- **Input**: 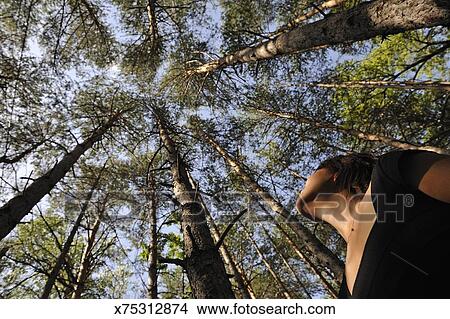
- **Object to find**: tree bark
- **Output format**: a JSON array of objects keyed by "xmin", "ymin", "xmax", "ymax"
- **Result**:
[
  {"xmin": 253, "ymin": 107, "xmax": 450, "ymax": 155},
  {"xmin": 270, "ymin": 0, "xmax": 346, "ymax": 37},
  {"xmin": 71, "ymin": 200, "xmax": 106, "ymax": 299},
  {"xmin": 0, "ymin": 111, "xmax": 124, "ymax": 242},
  {"xmin": 154, "ymin": 109, "xmax": 235, "ymax": 299},
  {"xmin": 194, "ymin": 126, "xmax": 344, "ymax": 279},
  {"xmin": 241, "ymin": 224, "xmax": 293, "ymax": 299},
  {"xmin": 187, "ymin": 172, "xmax": 254, "ymax": 299},
  {"xmin": 187, "ymin": 0, "xmax": 450, "ymax": 74},
  {"xmin": 146, "ymin": 171, "xmax": 158, "ymax": 299},
  {"xmin": 146, "ymin": 0, "xmax": 159, "ymax": 43},
  {"xmin": 41, "ymin": 180, "xmax": 101, "ymax": 299},
  {"xmin": 204, "ymin": 208, "xmax": 255, "ymax": 299}
]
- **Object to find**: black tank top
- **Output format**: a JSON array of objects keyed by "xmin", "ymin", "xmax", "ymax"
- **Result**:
[{"xmin": 338, "ymin": 150, "xmax": 450, "ymax": 298}]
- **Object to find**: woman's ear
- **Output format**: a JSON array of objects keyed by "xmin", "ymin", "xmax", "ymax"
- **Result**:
[
  {"xmin": 332, "ymin": 173, "xmax": 338, "ymax": 182},
  {"xmin": 348, "ymin": 184, "xmax": 362, "ymax": 195}
]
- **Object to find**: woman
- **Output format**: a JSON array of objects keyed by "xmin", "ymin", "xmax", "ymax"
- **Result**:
[{"xmin": 295, "ymin": 150, "xmax": 450, "ymax": 298}]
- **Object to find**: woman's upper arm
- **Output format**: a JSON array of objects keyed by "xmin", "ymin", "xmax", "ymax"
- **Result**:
[{"xmin": 400, "ymin": 151, "xmax": 450, "ymax": 203}]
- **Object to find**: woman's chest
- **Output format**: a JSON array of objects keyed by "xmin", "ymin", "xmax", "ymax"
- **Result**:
[
  {"xmin": 345, "ymin": 221, "xmax": 375, "ymax": 295},
  {"xmin": 345, "ymin": 185, "xmax": 377, "ymax": 295}
]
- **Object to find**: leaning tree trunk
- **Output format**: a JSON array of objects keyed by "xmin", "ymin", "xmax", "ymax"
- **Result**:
[
  {"xmin": 261, "ymin": 226, "xmax": 312, "ymax": 298},
  {"xmin": 193, "ymin": 125, "xmax": 344, "ymax": 280},
  {"xmin": 253, "ymin": 107, "xmax": 450, "ymax": 155},
  {"xmin": 270, "ymin": 0, "xmax": 347, "ymax": 37},
  {"xmin": 295, "ymin": 80, "xmax": 450, "ymax": 91},
  {"xmin": 40, "ymin": 180, "xmax": 101, "ymax": 299},
  {"xmin": 235, "ymin": 262, "xmax": 257, "ymax": 298},
  {"xmin": 154, "ymin": 109, "xmax": 235, "ymax": 299},
  {"xmin": 71, "ymin": 200, "xmax": 106, "ymax": 299},
  {"xmin": 0, "ymin": 111, "xmax": 125, "ymax": 242},
  {"xmin": 272, "ymin": 217, "xmax": 339, "ymax": 297},
  {"xmin": 204, "ymin": 211, "xmax": 255, "ymax": 299},
  {"xmin": 187, "ymin": 0, "xmax": 450, "ymax": 74},
  {"xmin": 187, "ymin": 171, "xmax": 255, "ymax": 299},
  {"xmin": 241, "ymin": 224, "xmax": 293, "ymax": 299},
  {"xmin": 256, "ymin": 200, "xmax": 339, "ymax": 297}
]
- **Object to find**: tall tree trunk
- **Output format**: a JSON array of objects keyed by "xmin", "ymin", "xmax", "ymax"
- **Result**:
[
  {"xmin": 193, "ymin": 126, "xmax": 344, "ymax": 280},
  {"xmin": 256, "ymin": 201, "xmax": 339, "ymax": 297},
  {"xmin": 295, "ymin": 80, "xmax": 450, "ymax": 91},
  {"xmin": 187, "ymin": 171, "xmax": 254, "ymax": 299},
  {"xmin": 187, "ymin": 0, "xmax": 450, "ymax": 74},
  {"xmin": 241, "ymin": 224, "xmax": 293, "ymax": 299},
  {"xmin": 71, "ymin": 200, "xmax": 106, "ymax": 299},
  {"xmin": 146, "ymin": 0, "xmax": 159, "ymax": 43},
  {"xmin": 272, "ymin": 219, "xmax": 339, "ymax": 297},
  {"xmin": 261, "ymin": 226, "xmax": 312, "ymax": 298},
  {"xmin": 206, "ymin": 215, "xmax": 255, "ymax": 299},
  {"xmin": 253, "ymin": 107, "xmax": 450, "ymax": 155},
  {"xmin": 146, "ymin": 171, "xmax": 158, "ymax": 299},
  {"xmin": 271, "ymin": 0, "xmax": 346, "ymax": 37},
  {"xmin": 39, "ymin": 212, "xmax": 79, "ymax": 294},
  {"xmin": 0, "ymin": 111, "xmax": 124, "ymax": 241},
  {"xmin": 41, "ymin": 180, "xmax": 101, "ymax": 299},
  {"xmin": 154, "ymin": 109, "xmax": 235, "ymax": 299},
  {"xmin": 235, "ymin": 262, "xmax": 257, "ymax": 298}
]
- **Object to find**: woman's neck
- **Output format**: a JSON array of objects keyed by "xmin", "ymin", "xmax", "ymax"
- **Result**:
[
  {"xmin": 319, "ymin": 185, "xmax": 376, "ymax": 243},
  {"xmin": 321, "ymin": 206, "xmax": 354, "ymax": 243}
]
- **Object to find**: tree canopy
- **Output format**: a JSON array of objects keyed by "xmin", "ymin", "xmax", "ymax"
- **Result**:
[{"xmin": 0, "ymin": 0, "xmax": 448, "ymax": 298}]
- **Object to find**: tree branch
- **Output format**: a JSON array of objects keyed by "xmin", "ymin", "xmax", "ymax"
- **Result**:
[
  {"xmin": 215, "ymin": 209, "xmax": 248, "ymax": 250},
  {"xmin": 159, "ymin": 257, "xmax": 186, "ymax": 268}
]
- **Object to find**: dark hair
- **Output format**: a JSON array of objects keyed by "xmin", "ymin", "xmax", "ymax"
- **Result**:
[{"xmin": 316, "ymin": 153, "xmax": 376, "ymax": 195}]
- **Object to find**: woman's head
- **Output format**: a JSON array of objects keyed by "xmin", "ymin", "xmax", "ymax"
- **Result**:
[
  {"xmin": 296, "ymin": 153, "xmax": 376, "ymax": 221},
  {"xmin": 316, "ymin": 153, "xmax": 376, "ymax": 195}
]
